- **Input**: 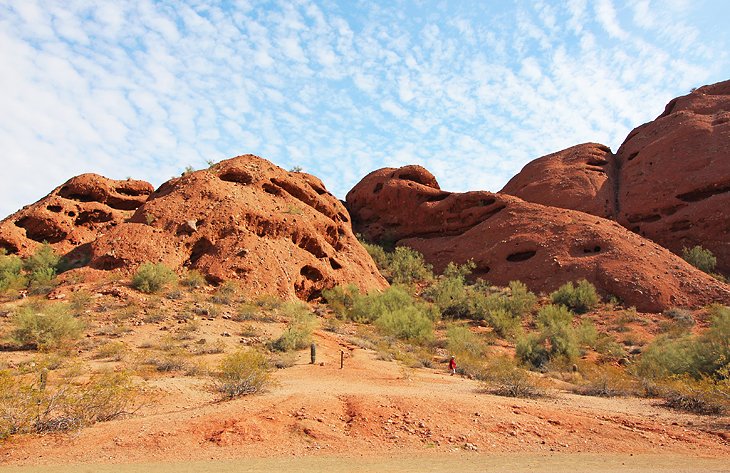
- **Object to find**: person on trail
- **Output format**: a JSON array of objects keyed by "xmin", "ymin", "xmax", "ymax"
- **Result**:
[{"xmin": 448, "ymin": 356, "xmax": 456, "ymax": 375}]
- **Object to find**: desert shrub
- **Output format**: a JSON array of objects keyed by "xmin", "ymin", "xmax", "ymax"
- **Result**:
[
  {"xmin": 375, "ymin": 305, "xmax": 434, "ymax": 344},
  {"xmin": 682, "ymin": 245, "xmax": 717, "ymax": 273},
  {"xmin": 12, "ymin": 303, "xmax": 83, "ymax": 350},
  {"xmin": 211, "ymin": 281, "xmax": 238, "ymax": 304},
  {"xmin": 482, "ymin": 355, "xmax": 544, "ymax": 398},
  {"xmin": 594, "ymin": 333, "xmax": 627, "ymax": 360},
  {"xmin": 653, "ymin": 374, "xmax": 730, "ymax": 415},
  {"xmin": 132, "ymin": 262, "xmax": 177, "ymax": 293},
  {"xmin": 575, "ymin": 364, "xmax": 636, "ymax": 397},
  {"xmin": 663, "ymin": 307, "xmax": 695, "ymax": 327},
  {"xmin": 216, "ymin": 350, "xmax": 271, "ymax": 399},
  {"xmin": 351, "ymin": 286, "xmax": 414, "ymax": 323},
  {"xmin": 270, "ymin": 303, "xmax": 317, "ymax": 352},
  {"xmin": 360, "ymin": 240, "xmax": 391, "ymax": 270},
  {"xmin": 504, "ymin": 281, "xmax": 537, "ymax": 317},
  {"xmin": 69, "ymin": 290, "xmax": 92, "ymax": 314},
  {"xmin": 536, "ymin": 304, "xmax": 578, "ymax": 361},
  {"xmin": 516, "ymin": 331, "xmax": 549, "ymax": 369},
  {"xmin": 0, "ymin": 250, "xmax": 25, "ymax": 293},
  {"xmin": 639, "ymin": 306, "xmax": 730, "ymax": 380},
  {"xmin": 388, "ymin": 247, "xmax": 433, "ymax": 284},
  {"xmin": 575, "ymin": 319, "xmax": 598, "ymax": 348},
  {"xmin": 424, "ymin": 261, "xmax": 475, "ymax": 319},
  {"xmin": 486, "ymin": 307, "xmax": 521, "ymax": 338},
  {"xmin": 322, "ymin": 284, "xmax": 360, "ymax": 319},
  {"xmin": 93, "ymin": 341, "xmax": 127, "ymax": 361},
  {"xmin": 446, "ymin": 325, "xmax": 487, "ymax": 378},
  {"xmin": 181, "ymin": 269, "xmax": 206, "ymax": 288},
  {"xmin": 550, "ymin": 279, "xmax": 599, "ymax": 313},
  {"xmin": 0, "ymin": 369, "xmax": 137, "ymax": 438}
]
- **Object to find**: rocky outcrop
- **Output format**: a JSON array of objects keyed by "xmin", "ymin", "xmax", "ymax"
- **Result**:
[
  {"xmin": 501, "ymin": 143, "xmax": 618, "ymax": 219},
  {"xmin": 502, "ymin": 81, "xmax": 730, "ymax": 273},
  {"xmin": 614, "ymin": 81, "xmax": 730, "ymax": 273},
  {"xmin": 0, "ymin": 174, "xmax": 152, "ymax": 260},
  {"xmin": 347, "ymin": 166, "xmax": 730, "ymax": 312},
  {"xmin": 87, "ymin": 155, "xmax": 387, "ymax": 301}
]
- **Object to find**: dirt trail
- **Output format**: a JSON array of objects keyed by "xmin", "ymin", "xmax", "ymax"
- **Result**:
[{"xmin": 1, "ymin": 330, "xmax": 728, "ymax": 471}]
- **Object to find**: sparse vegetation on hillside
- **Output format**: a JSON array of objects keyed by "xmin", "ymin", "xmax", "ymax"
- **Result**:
[
  {"xmin": 551, "ymin": 279, "xmax": 599, "ymax": 313},
  {"xmin": 132, "ymin": 262, "xmax": 177, "ymax": 293},
  {"xmin": 270, "ymin": 302, "xmax": 317, "ymax": 352},
  {"xmin": 682, "ymin": 245, "xmax": 717, "ymax": 274},
  {"xmin": 11, "ymin": 303, "xmax": 83, "ymax": 351},
  {"xmin": 216, "ymin": 349, "xmax": 272, "ymax": 399}
]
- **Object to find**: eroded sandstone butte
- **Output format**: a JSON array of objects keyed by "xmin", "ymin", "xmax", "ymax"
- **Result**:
[
  {"xmin": 502, "ymin": 80, "xmax": 730, "ymax": 273},
  {"xmin": 346, "ymin": 166, "xmax": 730, "ymax": 312},
  {"xmin": 86, "ymin": 155, "xmax": 386, "ymax": 300},
  {"xmin": 0, "ymin": 174, "xmax": 152, "ymax": 261}
]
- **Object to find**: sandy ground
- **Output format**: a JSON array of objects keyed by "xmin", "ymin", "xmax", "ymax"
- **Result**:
[{"xmin": 1, "ymin": 329, "xmax": 728, "ymax": 472}]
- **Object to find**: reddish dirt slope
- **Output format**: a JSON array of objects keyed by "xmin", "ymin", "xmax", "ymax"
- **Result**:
[
  {"xmin": 347, "ymin": 167, "xmax": 730, "ymax": 312},
  {"xmin": 0, "ymin": 174, "xmax": 152, "ymax": 260},
  {"xmin": 87, "ymin": 155, "xmax": 387, "ymax": 300}
]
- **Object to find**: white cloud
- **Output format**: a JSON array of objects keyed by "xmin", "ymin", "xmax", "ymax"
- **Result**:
[{"xmin": 0, "ymin": 0, "xmax": 726, "ymax": 220}]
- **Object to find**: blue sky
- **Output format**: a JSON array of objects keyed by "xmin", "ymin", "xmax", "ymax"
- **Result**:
[{"xmin": 1, "ymin": 0, "xmax": 728, "ymax": 218}]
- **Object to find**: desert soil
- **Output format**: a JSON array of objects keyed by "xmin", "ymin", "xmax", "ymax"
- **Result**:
[{"xmin": 1, "ymin": 329, "xmax": 728, "ymax": 472}]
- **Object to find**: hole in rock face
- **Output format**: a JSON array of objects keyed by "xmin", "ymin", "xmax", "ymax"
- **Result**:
[
  {"xmin": 187, "ymin": 238, "xmax": 215, "ymax": 266},
  {"xmin": 300, "ymin": 265, "xmax": 324, "ymax": 282},
  {"xmin": 587, "ymin": 157, "xmax": 608, "ymax": 166},
  {"xmin": 116, "ymin": 186, "xmax": 148, "ymax": 197},
  {"xmin": 627, "ymin": 152, "xmax": 639, "ymax": 161},
  {"xmin": 75, "ymin": 209, "xmax": 113, "ymax": 226},
  {"xmin": 67, "ymin": 211, "xmax": 76, "ymax": 217},
  {"xmin": 583, "ymin": 245, "xmax": 602, "ymax": 254},
  {"xmin": 329, "ymin": 258, "xmax": 342, "ymax": 270},
  {"xmin": 479, "ymin": 198, "xmax": 496, "ymax": 207},
  {"xmin": 675, "ymin": 183, "xmax": 730, "ymax": 203},
  {"xmin": 262, "ymin": 183, "xmax": 282, "ymax": 196},
  {"xmin": 396, "ymin": 172, "xmax": 430, "ymax": 186},
  {"xmin": 373, "ymin": 183, "xmax": 383, "ymax": 194},
  {"xmin": 14, "ymin": 216, "xmax": 67, "ymax": 243},
  {"xmin": 47, "ymin": 205, "xmax": 63, "ymax": 213},
  {"xmin": 506, "ymin": 250, "xmax": 536, "ymax": 262},
  {"xmin": 426, "ymin": 193, "xmax": 450, "ymax": 202},
  {"xmin": 219, "ymin": 170, "xmax": 253, "ymax": 185},
  {"xmin": 0, "ymin": 240, "xmax": 19, "ymax": 254}
]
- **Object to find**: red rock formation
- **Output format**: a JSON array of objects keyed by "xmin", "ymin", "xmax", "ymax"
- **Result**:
[
  {"xmin": 347, "ymin": 167, "xmax": 730, "ymax": 312},
  {"xmin": 615, "ymin": 81, "xmax": 730, "ymax": 273},
  {"xmin": 502, "ymin": 80, "xmax": 730, "ymax": 273},
  {"xmin": 0, "ymin": 174, "xmax": 152, "ymax": 260},
  {"xmin": 501, "ymin": 143, "xmax": 618, "ymax": 219},
  {"xmin": 88, "ymin": 155, "xmax": 387, "ymax": 300}
]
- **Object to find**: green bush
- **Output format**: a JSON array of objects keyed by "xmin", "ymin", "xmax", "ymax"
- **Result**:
[
  {"xmin": 360, "ymin": 240, "xmax": 391, "ymax": 270},
  {"xmin": 388, "ymin": 247, "xmax": 433, "ymax": 284},
  {"xmin": 504, "ymin": 281, "xmax": 538, "ymax": 318},
  {"xmin": 638, "ymin": 305, "xmax": 730, "ymax": 380},
  {"xmin": 23, "ymin": 244, "xmax": 61, "ymax": 295},
  {"xmin": 536, "ymin": 304, "xmax": 579, "ymax": 361},
  {"xmin": 575, "ymin": 319, "xmax": 598, "ymax": 348},
  {"xmin": 575, "ymin": 364, "xmax": 636, "ymax": 397},
  {"xmin": 270, "ymin": 303, "xmax": 317, "ymax": 352},
  {"xmin": 216, "ymin": 350, "xmax": 272, "ymax": 399},
  {"xmin": 424, "ymin": 261, "xmax": 475, "ymax": 319},
  {"xmin": 486, "ymin": 307, "xmax": 521, "ymax": 338},
  {"xmin": 12, "ymin": 303, "xmax": 83, "ymax": 350},
  {"xmin": 550, "ymin": 279, "xmax": 599, "ymax": 313},
  {"xmin": 132, "ymin": 262, "xmax": 177, "ymax": 293},
  {"xmin": 482, "ymin": 355, "xmax": 544, "ymax": 398},
  {"xmin": 322, "ymin": 284, "xmax": 360, "ymax": 319},
  {"xmin": 0, "ymin": 250, "xmax": 25, "ymax": 293},
  {"xmin": 682, "ymin": 245, "xmax": 717, "ymax": 274},
  {"xmin": 375, "ymin": 305, "xmax": 434, "ymax": 344},
  {"xmin": 0, "ymin": 369, "xmax": 137, "ymax": 438},
  {"xmin": 516, "ymin": 331, "xmax": 549, "ymax": 368},
  {"xmin": 180, "ymin": 269, "xmax": 206, "ymax": 288}
]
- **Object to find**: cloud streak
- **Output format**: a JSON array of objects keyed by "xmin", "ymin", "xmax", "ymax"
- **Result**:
[{"xmin": 0, "ymin": 0, "xmax": 727, "ymax": 218}]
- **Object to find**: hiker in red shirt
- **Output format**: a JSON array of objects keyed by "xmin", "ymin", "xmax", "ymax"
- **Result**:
[{"xmin": 448, "ymin": 356, "xmax": 456, "ymax": 375}]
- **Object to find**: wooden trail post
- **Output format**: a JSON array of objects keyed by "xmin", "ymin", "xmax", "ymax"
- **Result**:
[{"xmin": 340, "ymin": 350, "xmax": 344, "ymax": 369}]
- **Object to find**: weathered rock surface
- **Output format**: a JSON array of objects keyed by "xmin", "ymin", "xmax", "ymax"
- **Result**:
[
  {"xmin": 502, "ymin": 81, "xmax": 730, "ymax": 273},
  {"xmin": 501, "ymin": 143, "xmax": 618, "ymax": 219},
  {"xmin": 88, "ymin": 155, "xmax": 386, "ymax": 300},
  {"xmin": 615, "ymin": 80, "xmax": 730, "ymax": 273},
  {"xmin": 347, "ymin": 167, "xmax": 730, "ymax": 312},
  {"xmin": 0, "ymin": 174, "xmax": 152, "ymax": 260}
]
